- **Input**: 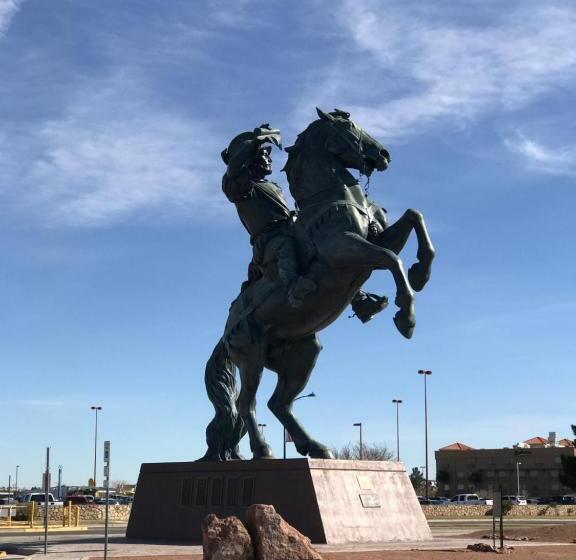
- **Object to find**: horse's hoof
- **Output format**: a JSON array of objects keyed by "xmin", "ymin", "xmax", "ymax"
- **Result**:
[
  {"xmin": 252, "ymin": 444, "xmax": 275, "ymax": 460},
  {"xmin": 394, "ymin": 311, "xmax": 415, "ymax": 339},
  {"xmin": 308, "ymin": 441, "xmax": 335, "ymax": 459},
  {"xmin": 408, "ymin": 262, "xmax": 431, "ymax": 292}
]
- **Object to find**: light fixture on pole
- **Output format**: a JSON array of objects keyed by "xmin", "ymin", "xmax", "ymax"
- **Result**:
[
  {"xmin": 353, "ymin": 422, "xmax": 363, "ymax": 459},
  {"xmin": 392, "ymin": 399, "xmax": 403, "ymax": 461},
  {"xmin": 418, "ymin": 369, "xmax": 432, "ymax": 498},
  {"xmin": 516, "ymin": 462, "xmax": 522, "ymax": 496},
  {"xmin": 257, "ymin": 423, "xmax": 267, "ymax": 436},
  {"xmin": 91, "ymin": 406, "xmax": 102, "ymax": 487},
  {"xmin": 284, "ymin": 392, "xmax": 316, "ymax": 459}
]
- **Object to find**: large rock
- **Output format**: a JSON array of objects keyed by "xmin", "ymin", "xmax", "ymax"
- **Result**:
[
  {"xmin": 246, "ymin": 504, "xmax": 322, "ymax": 560},
  {"xmin": 202, "ymin": 513, "xmax": 254, "ymax": 560}
]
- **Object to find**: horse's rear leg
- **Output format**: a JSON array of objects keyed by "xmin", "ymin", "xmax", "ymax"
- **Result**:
[
  {"xmin": 235, "ymin": 350, "xmax": 274, "ymax": 460},
  {"xmin": 376, "ymin": 209, "xmax": 435, "ymax": 292},
  {"xmin": 266, "ymin": 335, "xmax": 333, "ymax": 459}
]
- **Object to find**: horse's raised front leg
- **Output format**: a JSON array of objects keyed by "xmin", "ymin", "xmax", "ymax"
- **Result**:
[
  {"xmin": 375, "ymin": 209, "xmax": 435, "ymax": 292},
  {"xmin": 321, "ymin": 232, "xmax": 415, "ymax": 338},
  {"xmin": 266, "ymin": 335, "xmax": 334, "ymax": 459},
  {"xmin": 235, "ymin": 352, "xmax": 274, "ymax": 460}
]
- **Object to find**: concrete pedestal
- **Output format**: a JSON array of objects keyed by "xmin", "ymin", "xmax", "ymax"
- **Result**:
[{"xmin": 127, "ymin": 458, "xmax": 431, "ymax": 544}]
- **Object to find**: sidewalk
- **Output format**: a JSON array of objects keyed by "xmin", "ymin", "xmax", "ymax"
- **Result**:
[{"xmin": 2, "ymin": 534, "xmax": 575, "ymax": 559}]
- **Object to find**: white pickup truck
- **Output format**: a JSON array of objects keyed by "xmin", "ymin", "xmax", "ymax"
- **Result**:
[
  {"xmin": 449, "ymin": 493, "xmax": 493, "ymax": 506},
  {"xmin": 21, "ymin": 493, "xmax": 64, "ymax": 506}
]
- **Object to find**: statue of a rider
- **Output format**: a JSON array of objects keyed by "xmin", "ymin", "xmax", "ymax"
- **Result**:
[
  {"xmin": 221, "ymin": 123, "xmax": 389, "ymax": 323},
  {"xmin": 222, "ymin": 124, "xmax": 316, "ymax": 308}
]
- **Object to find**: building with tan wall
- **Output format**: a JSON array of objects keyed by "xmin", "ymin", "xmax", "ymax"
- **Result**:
[{"xmin": 435, "ymin": 434, "xmax": 575, "ymax": 498}]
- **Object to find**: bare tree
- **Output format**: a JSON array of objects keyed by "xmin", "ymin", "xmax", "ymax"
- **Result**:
[
  {"xmin": 331, "ymin": 442, "xmax": 393, "ymax": 461},
  {"xmin": 110, "ymin": 480, "xmax": 129, "ymax": 493}
]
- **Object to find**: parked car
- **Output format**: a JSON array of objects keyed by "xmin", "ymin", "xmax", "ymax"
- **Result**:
[
  {"xmin": 526, "ymin": 497, "xmax": 540, "ymax": 504},
  {"xmin": 65, "ymin": 495, "xmax": 95, "ymax": 505},
  {"xmin": 429, "ymin": 496, "xmax": 450, "ymax": 506},
  {"xmin": 417, "ymin": 496, "xmax": 432, "ymax": 505},
  {"xmin": 550, "ymin": 495, "xmax": 576, "ymax": 505},
  {"xmin": 501, "ymin": 495, "xmax": 527, "ymax": 505},
  {"xmin": 449, "ymin": 494, "xmax": 493, "ymax": 506},
  {"xmin": 20, "ymin": 493, "xmax": 63, "ymax": 506}
]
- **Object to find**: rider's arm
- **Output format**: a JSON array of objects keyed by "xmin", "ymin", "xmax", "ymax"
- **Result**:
[{"xmin": 222, "ymin": 170, "xmax": 254, "ymax": 202}]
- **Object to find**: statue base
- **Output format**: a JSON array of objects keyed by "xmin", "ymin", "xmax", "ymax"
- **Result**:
[{"xmin": 126, "ymin": 458, "xmax": 432, "ymax": 544}]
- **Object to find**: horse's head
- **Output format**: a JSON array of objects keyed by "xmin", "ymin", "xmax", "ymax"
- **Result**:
[{"xmin": 316, "ymin": 108, "xmax": 390, "ymax": 176}]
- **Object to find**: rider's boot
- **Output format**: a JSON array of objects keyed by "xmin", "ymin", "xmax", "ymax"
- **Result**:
[{"xmin": 350, "ymin": 291, "xmax": 389, "ymax": 323}]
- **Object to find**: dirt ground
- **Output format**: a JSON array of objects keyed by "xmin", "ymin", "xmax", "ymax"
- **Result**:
[
  {"xmin": 91, "ymin": 547, "xmax": 576, "ymax": 560},
  {"xmin": 464, "ymin": 522, "xmax": 576, "ymax": 543}
]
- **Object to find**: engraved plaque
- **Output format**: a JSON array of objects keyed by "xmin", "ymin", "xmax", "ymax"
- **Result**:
[
  {"xmin": 241, "ymin": 477, "xmax": 255, "ymax": 506},
  {"xmin": 359, "ymin": 493, "xmax": 381, "ymax": 508},
  {"xmin": 181, "ymin": 478, "xmax": 193, "ymax": 506},
  {"xmin": 226, "ymin": 478, "xmax": 239, "ymax": 507},
  {"xmin": 356, "ymin": 475, "xmax": 374, "ymax": 491},
  {"xmin": 196, "ymin": 477, "xmax": 208, "ymax": 506},
  {"xmin": 210, "ymin": 478, "xmax": 224, "ymax": 506}
]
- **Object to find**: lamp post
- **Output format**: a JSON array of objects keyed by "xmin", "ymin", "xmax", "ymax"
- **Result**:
[
  {"xmin": 284, "ymin": 392, "xmax": 315, "ymax": 459},
  {"xmin": 15, "ymin": 465, "xmax": 19, "ymax": 495},
  {"xmin": 353, "ymin": 422, "xmax": 363, "ymax": 459},
  {"xmin": 257, "ymin": 423, "xmax": 267, "ymax": 436},
  {"xmin": 418, "ymin": 369, "xmax": 432, "ymax": 498},
  {"xmin": 516, "ymin": 462, "xmax": 522, "ymax": 496},
  {"xmin": 57, "ymin": 466, "xmax": 63, "ymax": 499},
  {"xmin": 91, "ymin": 406, "xmax": 102, "ymax": 487},
  {"xmin": 392, "ymin": 399, "xmax": 403, "ymax": 461}
]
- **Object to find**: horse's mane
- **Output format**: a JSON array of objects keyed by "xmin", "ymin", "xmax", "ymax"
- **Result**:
[{"xmin": 282, "ymin": 119, "xmax": 322, "ymax": 187}]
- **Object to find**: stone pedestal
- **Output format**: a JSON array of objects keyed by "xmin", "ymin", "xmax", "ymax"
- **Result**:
[{"xmin": 127, "ymin": 458, "xmax": 431, "ymax": 544}]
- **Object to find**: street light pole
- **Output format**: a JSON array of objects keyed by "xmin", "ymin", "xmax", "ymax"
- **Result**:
[
  {"xmin": 392, "ymin": 399, "xmax": 403, "ymax": 461},
  {"xmin": 257, "ymin": 423, "xmax": 267, "ymax": 436},
  {"xmin": 418, "ymin": 369, "xmax": 432, "ymax": 498},
  {"xmin": 91, "ymin": 406, "xmax": 102, "ymax": 487},
  {"xmin": 57, "ymin": 466, "xmax": 63, "ymax": 499},
  {"xmin": 516, "ymin": 462, "xmax": 522, "ymax": 496},
  {"xmin": 284, "ymin": 392, "xmax": 316, "ymax": 459},
  {"xmin": 353, "ymin": 422, "xmax": 363, "ymax": 459},
  {"xmin": 15, "ymin": 465, "xmax": 19, "ymax": 494}
]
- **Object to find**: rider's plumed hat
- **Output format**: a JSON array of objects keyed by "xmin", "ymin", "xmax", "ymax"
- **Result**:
[{"xmin": 221, "ymin": 124, "xmax": 282, "ymax": 165}]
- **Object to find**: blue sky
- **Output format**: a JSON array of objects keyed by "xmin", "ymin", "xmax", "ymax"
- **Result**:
[{"xmin": 1, "ymin": 0, "xmax": 575, "ymax": 489}]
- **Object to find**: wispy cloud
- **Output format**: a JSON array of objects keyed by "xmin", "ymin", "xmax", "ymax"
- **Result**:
[
  {"xmin": 0, "ymin": 0, "xmax": 23, "ymax": 36},
  {"xmin": 504, "ymin": 132, "xmax": 576, "ymax": 176},
  {"xmin": 297, "ymin": 1, "xmax": 576, "ymax": 142},
  {"xmin": 4, "ymin": 73, "xmax": 227, "ymax": 227}
]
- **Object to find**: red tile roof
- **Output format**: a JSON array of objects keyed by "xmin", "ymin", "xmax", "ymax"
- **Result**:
[
  {"xmin": 523, "ymin": 436, "xmax": 548, "ymax": 445},
  {"xmin": 439, "ymin": 442, "xmax": 475, "ymax": 451},
  {"xmin": 559, "ymin": 438, "xmax": 575, "ymax": 447}
]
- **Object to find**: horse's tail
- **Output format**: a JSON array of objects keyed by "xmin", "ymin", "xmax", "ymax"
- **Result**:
[{"xmin": 199, "ymin": 338, "xmax": 244, "ymax": 461}]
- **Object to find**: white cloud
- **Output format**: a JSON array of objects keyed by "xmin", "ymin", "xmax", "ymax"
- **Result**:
[
  {"xmin": 0, "ymin": 0, "xmax": 23, "ymax": 36},
  {"xmin": 5, "ymin": 74, "xmax": 227, "ymax": 227},
  {"xmin": 298, "ymin": 1, "xmax": 576, "ymax": 141},
  {"xmin": 504, "ymin": 133, "xmax": 576, "ymax": 176}
]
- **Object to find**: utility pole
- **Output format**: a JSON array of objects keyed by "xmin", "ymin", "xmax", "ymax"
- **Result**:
[
  {"xmin": 418, "ymin": 369, "xmax": 432, "ymax": 498},
  {"xmin": 91, "ymin": 406, "xmax": 102, "ymax": 487},
  {"xmin": 392, "ymin": 399, "xmax": 403, "ymax": 461},
  {"xmin": 353, "ymin": 422, "xmax": 363, "ymax": 459}
]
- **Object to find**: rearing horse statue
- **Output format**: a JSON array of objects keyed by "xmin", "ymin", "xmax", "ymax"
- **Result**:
[{"xmin": 201, "ymin": 108, "xmax": 435, "ymax": 461}]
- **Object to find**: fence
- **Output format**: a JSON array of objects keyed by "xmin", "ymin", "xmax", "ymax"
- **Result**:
[{"xmin": 0, "ymin": 502, "xmax": 82, "ymax": 529}]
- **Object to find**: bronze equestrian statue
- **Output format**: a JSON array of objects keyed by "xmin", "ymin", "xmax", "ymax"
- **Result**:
[{"xmin": 200, "ymin": 108, "xmax": 435, "ymax": 461}]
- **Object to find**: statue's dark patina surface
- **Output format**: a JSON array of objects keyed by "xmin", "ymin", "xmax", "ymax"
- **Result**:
[{"xmin": 200, "ymin": 109, "xmax": 435, "ymax": 461}]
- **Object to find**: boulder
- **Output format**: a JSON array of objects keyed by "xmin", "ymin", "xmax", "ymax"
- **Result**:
[
  {"xmin": 245, "ymin": 504, "xmax": 322, "ymax": 560},
  {"xmin": 202, "ymin": 513, "xmax": 254, "ymax": 560}
]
